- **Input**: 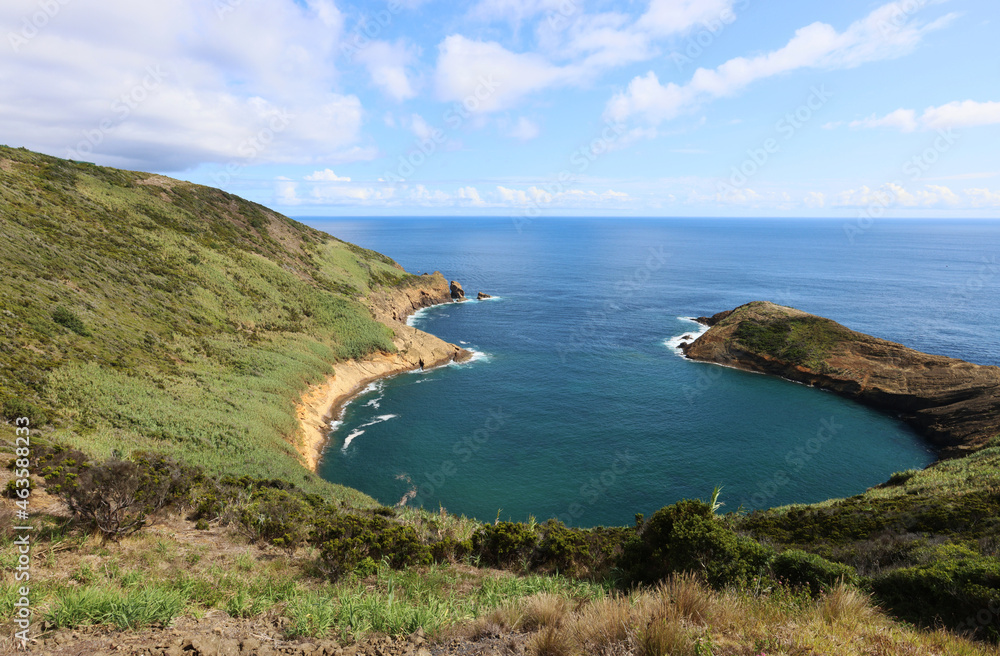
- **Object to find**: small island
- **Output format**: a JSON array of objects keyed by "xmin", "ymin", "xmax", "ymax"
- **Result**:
[{"xmin": 682, "ymin": 301, "xmax": 1000, "ymax": 458}]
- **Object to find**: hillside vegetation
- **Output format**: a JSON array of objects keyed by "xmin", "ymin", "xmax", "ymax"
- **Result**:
[
  {"xmin": 1, "ymin": 149, "xmax": 998, "ymax": 654},
  {"xmin": 0, "ymin": 145, "xmax": 430, "ymax": 500}
]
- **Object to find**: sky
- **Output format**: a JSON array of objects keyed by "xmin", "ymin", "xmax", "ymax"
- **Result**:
[{"xmin": 2, "ymin": 0, "xmax": 999, "ymax": 218}]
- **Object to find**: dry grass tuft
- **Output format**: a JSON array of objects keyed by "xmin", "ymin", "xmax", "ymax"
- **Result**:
[
  {"xmin": 656, "ymin": 571, "xmax": 713, "ymax": 625},
  {"xmin": 818, "ymin": 581, "xmax": 874, "ymax": 625},
  {"xmin": 520, "ymin": 593, "xmax": 572, "ymax": 631},
  {"xmin": 637, "ymin": 608, "xmax": 695, "ymax": 656},
  {"xmin": 485, "ymin": 576, "xmax": 1000, "ymax": 656},
  {"xmin": 529, "ymin": 625, "xmax": 574, "ymax": 656},
  {"xmin": 570, "ymin": 595, "xmax": 633, "ymax": 654}
]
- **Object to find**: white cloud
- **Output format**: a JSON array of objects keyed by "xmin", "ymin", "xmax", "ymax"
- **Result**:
[
  {"xmin": 849, "ymin": 108, "xmax": 919, "ymax": 132},
  {"xmin": 920, "ymin": 100, "xmax": 1000, "ymax": 130},
  {"xmin": 0, "ymin": 0, "xmax": 367, "ymax": 171},
  {"xmin": 305, "ymin": 0, "xmax": 343, "ymax": 30},
  {"xmin": 830, "ymin": 183, "xmax": 1000, "ymax": 209},
  {"xmin": 605, "ymin": 1, "xmax": 955, "ymax": 126},
  {"xmin": 275, "ymin": 177, "xmax": 300, "ymax": 205},
  {"xmin": 446, "ymin": 0, "xmax": 744, "ymax": 114},
  {"xmin": 804, "ymin": 191, "xmax": 826, "ymax": 208},
  {"xmin": 916, "ymin": 184, "xmax": 961, "ymax": 206},
  {"xmin": 965, "ymin": 188, "xmax": 1000, "ymax": 207},
  {"xmin": 434, "ymin": 35, "xmax": 571, "ymax": 112},
  {"xmin": 408, "ymin": 114, "xmax": 434, "ymax": 140},
  {"xmin": 716, "ymin": 187, "xmax": 762, "ymax": 204},
  {"xmin": 305, "ymin": 168, "xmax": 351, "ymax": 182},
  {"xmin": 355, "ymin": 40, "xmax": 418, "ymax": 101},
  {"xmin": 468, "ymin": 0, "xmax": 566, "ymax": 24},
  {"xmin": 507, "ymin": 117, "xmax": 540, "ymax": 140},
  {"xmin": 457, "ymin": 186, "xmax": 486, "ymax": 205},
  {"xmin": 636, "ymin": 0, "xmax": 736, "ymax": 37},
  {"xmin": 493, "ymin": 185, "xmax": 630, "ymax": 207},
  {"xmin": 847, "ymin": 100, "xmax": 1000, "ymax": 132}
]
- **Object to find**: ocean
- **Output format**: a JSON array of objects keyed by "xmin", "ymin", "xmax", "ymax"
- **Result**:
[{"xmin": 299, "ymin": 217, "xmax": 1000, "ymax": 527}]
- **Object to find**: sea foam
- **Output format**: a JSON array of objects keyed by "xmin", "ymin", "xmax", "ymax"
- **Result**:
[{"xmin": 664, "ymin": 317, "xmax": 710, "ymax": 358}]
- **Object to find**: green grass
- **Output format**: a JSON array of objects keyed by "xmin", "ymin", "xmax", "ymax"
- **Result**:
[
  {"xmin": 0, "ymin": 145, "xmax": 435, "ymax": 502},
  {"xmin": 733, "ymin": 314, "xmax": 853, "ymax": 370},
  {"xmin": 284, "ymin": 564, "xmax": 607, "ymax": 640},
  {"xmin": 44, "ymin": 586, "xmax": 186, "ymax": 630}
]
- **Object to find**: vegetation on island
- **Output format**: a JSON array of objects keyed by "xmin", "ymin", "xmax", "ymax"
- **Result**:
[{"xmin": 1, "ymin": 148, "xmax": 998, "ymax": 654}]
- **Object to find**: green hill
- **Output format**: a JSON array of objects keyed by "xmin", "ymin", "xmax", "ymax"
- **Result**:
[{"xmin": 0, "ymin": 145, "xmax": 424, "ymax": 503}]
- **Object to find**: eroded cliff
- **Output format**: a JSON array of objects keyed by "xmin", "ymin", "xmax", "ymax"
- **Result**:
[{"xmin": 683, "ymin": 301, "xmax": 1000, "ymax": 457}]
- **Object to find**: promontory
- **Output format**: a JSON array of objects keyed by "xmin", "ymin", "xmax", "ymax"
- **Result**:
[{"xmin": 682, "ymin": 301, "xmax": 1000, "ymax": 458}]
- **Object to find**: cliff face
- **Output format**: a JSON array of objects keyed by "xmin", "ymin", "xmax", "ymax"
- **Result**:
[
  {"xmin": 295, "ymin": 274, "xmax": 471, "ymax": 470},
  {"xmin": 366, "ymin": 272, "xmax": 472, "ymax": 369},
  {"xmin": 683, "ymin": 302, "xmax": 1000, "ymax": 457}
]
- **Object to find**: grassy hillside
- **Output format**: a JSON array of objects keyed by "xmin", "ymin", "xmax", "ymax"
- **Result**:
[{"xmin": 0, "ymin": 145, "xmax": 423, "ymax": 501}]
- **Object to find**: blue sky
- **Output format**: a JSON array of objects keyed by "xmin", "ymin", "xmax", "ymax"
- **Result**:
[{"xmin": 2, "ymin": 0, "xmax": 999, "ymax": 217}]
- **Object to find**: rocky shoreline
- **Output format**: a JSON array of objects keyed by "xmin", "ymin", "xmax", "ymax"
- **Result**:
[
  {"xmin": 682, "ymin": 301, "xmax": 1000, "ymax": 459},
  {"xmin": 294, "ymin": 273, "xmax": 472, "ymax": 471}
]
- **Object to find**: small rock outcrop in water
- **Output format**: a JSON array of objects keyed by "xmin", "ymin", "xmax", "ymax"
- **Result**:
[
  {"xmin": 450, "ymin": 280, "xmax": 465, "ymax": 300},
  {"xmin": 477, "ymin": 292, "xmax": 492, "ymax": 300},
  {"xmin": 683, "ymin": 301, "xmax": 1000, "ymax": 458}
]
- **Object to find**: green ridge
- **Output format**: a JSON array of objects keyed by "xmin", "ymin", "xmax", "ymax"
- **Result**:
[{"xmin": 0, "ymin": 145, "xmax": 420, "ymax": 503}]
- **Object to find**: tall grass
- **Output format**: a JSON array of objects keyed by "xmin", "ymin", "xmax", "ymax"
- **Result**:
[
  {"xmin": 45, "ymin": 586, "xmax": 186, "ymax": 629},
  {"xmin": 284, "ymin": 565, "xmax": 607, "ymax": 640}
]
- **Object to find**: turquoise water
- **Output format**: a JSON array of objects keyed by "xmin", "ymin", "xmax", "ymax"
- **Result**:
[{"xmin": 302, "ymin": 218, "xmax": 1000, "ymax": 527}]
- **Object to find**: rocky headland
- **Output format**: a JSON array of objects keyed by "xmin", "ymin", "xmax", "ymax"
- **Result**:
[
  {"xmin": 682, "ymin": 301, "xmax": 1000, "ymax": 458},
  {"xmin": 295, "ymin": 273, "xmax": 471, "ymax": 470}
]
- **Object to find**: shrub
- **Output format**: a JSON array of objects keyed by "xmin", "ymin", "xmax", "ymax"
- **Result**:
[
  {"xmin": 870, "ymin": 545, "xmax": 1000, "ymax": 639},
  {"xmin": 236, "ymin": 487, "xmax": 310, "ymax": 549},
  {"xmin": 2, "ymin": 398, "xmax": 49, "ymax": 426},
  {"xmin": 619, "ymin": 499, "xmax": 772, "ymax": 587},
  {"xmin": 130, "ymin": 451, "xmax": 196, "ymax": 510},
  {"xmin": 533, "ymin": 520, "xmax": 592, "ymax": 575},
  {"xmin": 769, "ymin": 549, "xmax": 857, "ymax": 595},
  {"xmin": 63, "ymin": 459, "xmax": 176, "ymax": 540},
  {"xmin": 311, "ymin": 512, "xmax": 430, "ymax": 579},
  {"xmin": 4, "ymin": 477, "xmax": 35, "ymax": 498},
  {"xmin": 52, "ymin": 306, "xmax": 90, "ymax": 336},
  {"xmin": 35, "ymin": 444, "xmax": 91, "ymax": 495},
  {"xmin": 430, "ymin": 537, "xmax": 472, "ymax": 564},
  {"xmin": 472, "ymin": 521, "xmax": 538, "ymax": 568}
]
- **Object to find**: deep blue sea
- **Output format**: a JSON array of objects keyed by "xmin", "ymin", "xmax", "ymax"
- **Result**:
[{"xmin": 298, "ymin": 217, "xmax": 1000, "ymax": 527}]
